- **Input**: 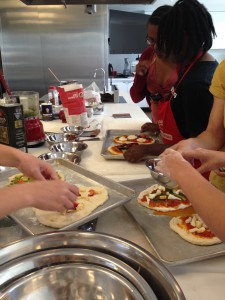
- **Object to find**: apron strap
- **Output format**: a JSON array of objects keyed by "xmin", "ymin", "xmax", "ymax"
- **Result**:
[{"xmin": 168, "ymin": 51, "xmax": 204, "ymax": 101}]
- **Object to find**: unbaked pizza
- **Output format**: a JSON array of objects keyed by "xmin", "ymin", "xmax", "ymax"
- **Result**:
[
  {"xmin": 113, "ymin": 134, "xmax": 155, "ymax": 145},
  {"xmin": 33, "ymin": 186, "xmax": 108, "ymax": 228},
  {"xmin": 170, "ymin": 214, "xmax": 222, "ymax": 246},
  {"xmin": 8, "ymin": 171, "xmax": 64, "ymax": 185},
  {"xmin": 107, "ymin": 143, "xmax": 137, "ymax": 155},
  {"xmin": 138, "ymin": 184, "xmax": 191, "ymax": 212}
]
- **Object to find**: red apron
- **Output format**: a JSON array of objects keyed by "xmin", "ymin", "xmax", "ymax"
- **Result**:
[{"xmin": 157, "ymin": 52, "xmax": 203, "ymax": 145}]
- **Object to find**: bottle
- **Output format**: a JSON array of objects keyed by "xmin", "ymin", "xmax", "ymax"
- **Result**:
[
  {"xmin": 123, "ymin": 58, "xmax": 131, "ymax": 76},
  {"xmin": 48, "ymin": 86, "xmax": 59, "ymax": 105}
]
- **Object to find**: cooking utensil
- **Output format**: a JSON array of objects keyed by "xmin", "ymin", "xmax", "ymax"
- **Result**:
[
  {"xmin": 60, "ymin": 125, "xmax": 84, "ymax": 135},
  {"xmin": 49, "ymin": 141, "xmax": 88, "ymax": 154},
  {"xmin": 7, "ymin": 160, "xmax": 135, "ymax": 234},
  {"xmin": 45, "ymin": 133, "xmax": 79, "ymax": 146},
  {"xmin": 0, "ymin": 248, "xmax": 156, "ymax": 300},
  {"xmin": 0, "ymin": 231, "xmax": 185, "ymax": 300},
  {"xmin": 38, "ymin": 152, "xmax": 81, "ymax": 164},
  {"xmin": 145, "ymin": 158, "xmax": 178, "ymax": 189},
  {"xmin": 48, "ymin": 67, "xmax": 61, "ymax": 83}
]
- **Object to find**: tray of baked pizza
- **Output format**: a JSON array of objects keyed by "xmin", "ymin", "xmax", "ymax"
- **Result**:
[
  {"xmin": 122, "ymin": 178, "xmax": 225, "ymax": 266},
  {"xmin": 101, "ymin": 129, "xmax": 160, "ymax": 160},
  {"xmin": 0, "ymin": 159, "xmax": 135, "ymax": 235}
]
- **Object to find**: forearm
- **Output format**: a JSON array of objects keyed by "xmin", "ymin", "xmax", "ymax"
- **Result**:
[
  {"xmin": 171, "ymin": 161, "xmax": 225, "ymax": 241},
  {"xmin": 130, "ymin": 75, "xmax": 148, "ymax": 103},
  {"xmin": 194, "ymin": 97, "xmax": 225, "ymax": 150},
  {"xmin": 0, "ymin": 144, "xmax": 27, "ymax": 168},
  {"xmin": 0, "ymin": 186, "xmax": 32, "ymax": 218}
]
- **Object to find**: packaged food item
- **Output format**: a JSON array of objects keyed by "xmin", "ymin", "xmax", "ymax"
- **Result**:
[
  {"xmin": 58, "ymin": 83, "xmax": 88, "ymax": 128},
  {"xmin": 0, "ymin": 104, "xmax": 27, "ymax": 152}
]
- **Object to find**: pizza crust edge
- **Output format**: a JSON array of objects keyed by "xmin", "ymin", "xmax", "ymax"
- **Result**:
[{"xmin": 169, "ymin": 217, "xmax": 222, "ymax": 246}]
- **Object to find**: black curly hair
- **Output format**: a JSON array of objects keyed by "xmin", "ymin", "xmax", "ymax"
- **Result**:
[
  {"xmin": 148, "ymin": 5, "xmax": 172, "ymax": 26},
  {"xmin": 157, "ymin": 0, "xmax": 216, "ymax": 64}
]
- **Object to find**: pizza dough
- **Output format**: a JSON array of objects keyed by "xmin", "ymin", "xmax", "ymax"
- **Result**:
[
  {"xmin": 170, "ymin": 214, "xmax": 222, "ymax": 246},
  {"xmin": 113, "ymin": 134, "xmax": 155, "ymax": 145},
  {"xmin": 8, "ymin": 171, "xmax": 64, "ymax": 185},
  {"xmin": 33, "ymin": 186, "xmax": 108, "ymax": 228},
  {"xmin": 137, "ymin": 184, "xmax": 191, "ymax": 212},
  {"xmin": 107, "ymin": 143, "xmax": 137, "ymax": 155}
]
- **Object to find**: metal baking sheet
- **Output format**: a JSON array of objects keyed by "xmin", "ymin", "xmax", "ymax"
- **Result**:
[
  {"xmin": 122, "ymin": 178, "xmax": 225, "ymax": 266},
  {"xmin": 0, "ymin": 159, "xmax": 135, "ymax": 235},
  {"xmin": 101, "ymin": 129, "xmax": 160, "ymax": 160}
]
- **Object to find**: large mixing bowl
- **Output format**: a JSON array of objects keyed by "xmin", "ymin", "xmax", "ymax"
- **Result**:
[{"xmin": 0, "ymin": 231, "xmax": 186, "ymax": 300}]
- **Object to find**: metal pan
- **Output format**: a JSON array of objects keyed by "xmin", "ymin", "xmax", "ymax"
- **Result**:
[
  {"xmin": 4, "ymin": 159, "xmax": 135, "ymax": 235},
  {"xmin": 122, "ymin": 178, "xmax": 225, "ymax": 266}
]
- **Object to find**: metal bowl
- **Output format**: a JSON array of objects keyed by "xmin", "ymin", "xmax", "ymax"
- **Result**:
[
  {"xmin": 49, "ymin": 142, "xmax": 88, "ymax": 154},
  {"xmin": 145, "ymin": 158, "xmax": 178, "ymax": 189},
  {"xmin": 0, "ymin": 231, "xmax": 185, "ymax": 300},
  {"xmin": 38, "ymin": 152, "xmax": 81, "ymax": 164},
  {"xmin": 0, "ymin": 248, "xmax": 156, "ymax": 300},
  {"xmin": 45, "ymin": 133, "xmax": 79, "ymax": 146},
  {"xmin": 60, "ymin": 125, "xmax": 84, "ymax": 135}
]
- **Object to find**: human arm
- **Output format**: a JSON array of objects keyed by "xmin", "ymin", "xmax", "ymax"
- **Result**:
[
  {"xmin": 0, "ymin": 144, "xmax": 58, "ymax": 180},
  {"xmin": 130, "ymin": 47, "xmax": 154, "ymax": 103},
  {"xmin": 158, "ymin": 148, "xmax": 225, "ymax": 242},
  {"xmin": 172, "ymin": 97, "xmax": 225, "ymax": 153},
  {"xmin": 0, "ymin": 180, "xmax": 79, "ymax": 218}
]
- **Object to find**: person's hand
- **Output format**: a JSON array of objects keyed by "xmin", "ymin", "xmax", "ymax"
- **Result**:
[
  {"xmin": 171, "ymin": 138, "xmax": 197, "ymax": 154},
  {"xmin": 16, "ymin": 180, "xmax": 79, "ymax": 212},
  {"xmin": 158, "ymin": 148, "xmax": 188, "ymax": 178},
  {"xmin": 17, "ymin": 153, "xmax": 58, "ymax": 181},
  {"xmin": 135, "ymin": 60, "xmax": 149, "ymax": 76},
  {"xmin": 141, "ymin": 122, "xmax": 160, "ymax": 136},
  {"xmin": 183, "ymin": 148, "xmax": 225, "ymax": 174},
  {"xmin": 123, "ymin": 144, "xmax": 149, "ymax": 163}
]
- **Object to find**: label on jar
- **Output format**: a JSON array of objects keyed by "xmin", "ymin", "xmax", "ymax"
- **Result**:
[{"xmin": 41, "ymin": 103, "xmax": 53, "ymax": 121}]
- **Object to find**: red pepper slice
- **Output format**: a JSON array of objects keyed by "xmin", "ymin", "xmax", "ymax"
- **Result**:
[
  {"xmin": 17, "ymin": 179, "xmax": 26, "ymax": 184},
  {"xmin": 88, "ymin": 189, "xmax": 95, "ymax": 196},
  {"xmin": 73, "ymin": 202, "xmax": 79, "ymax": 209}
]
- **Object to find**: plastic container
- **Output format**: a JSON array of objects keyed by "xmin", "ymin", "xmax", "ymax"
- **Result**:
[
  {"xmin": 123, "ymin": 58, "xmax": 131, "ymax": 76},
  {"xmin": 48, "ymin": 86, "xmax": 59, "ymax": 105}
]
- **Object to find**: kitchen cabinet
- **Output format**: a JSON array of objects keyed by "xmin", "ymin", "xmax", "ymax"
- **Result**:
[{"xmin": 108, "ymin": 78, "xmax": 148, "ymax": 108}]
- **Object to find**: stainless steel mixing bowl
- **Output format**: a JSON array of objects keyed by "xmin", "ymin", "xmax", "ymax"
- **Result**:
[
  {"xmin": 0, "ymin": 231, "xmax": 186, "ymax": 300},
  {"xmin": 38, "ymin": 152, "xmax": 81, "ymax": 164},
  {"xmin": 145, "ymin": 158, "xmax": 178, "ymax": 189},
  {"xmin": 49, "ymin": 141, "xmax": 88, "ymax": 154},
  {"xmin": 60, "ymin": 125, "xmax": 84, "ymax": 135},
  {"xmin": 45, "ymin": 133, "xmax": 79, "ymax": 146}
]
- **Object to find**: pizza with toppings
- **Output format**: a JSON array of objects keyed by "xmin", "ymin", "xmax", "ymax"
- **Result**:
[
  {"xmin": 170, "ymin": 214, "xmax": 222, "ymax": 245},
  {"xmin": 137, "ymin": 184, "xmax": 191, "ymax": 212},
  {"xmin": 33, "ymin": 186, "xmax": 108, "ymax": 228},
  {"xmin": 107, "ymin": 143, "xmax": 137, "ymax": 155},
  {"xmin": 8, "ymin": 171, "xmax": 64, "ymax": 185},
  {"xmin": 113, "ymin": 133, "xmax": 155, "ymax": 145}
]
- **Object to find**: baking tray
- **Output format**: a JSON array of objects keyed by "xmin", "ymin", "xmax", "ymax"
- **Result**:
[
  {"xmin": 101, "ymin": 129, "xmax": 160, "ymax": 160},
  {"xmin": 0, "ymin": 159, "xmax": 135, "ymax": 235},
  {"xmin": 122, "ymin": 178, "xmax": 225, "ymax": 266}
]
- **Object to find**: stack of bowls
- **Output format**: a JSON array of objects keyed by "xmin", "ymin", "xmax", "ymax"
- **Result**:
[
  {"xmin": 0, "ymin": 231, "xmax": 185, "ymax": 300},
  {"xmin": 39, "ymin": 126, "xmax": 87, "ymax": 164}
]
